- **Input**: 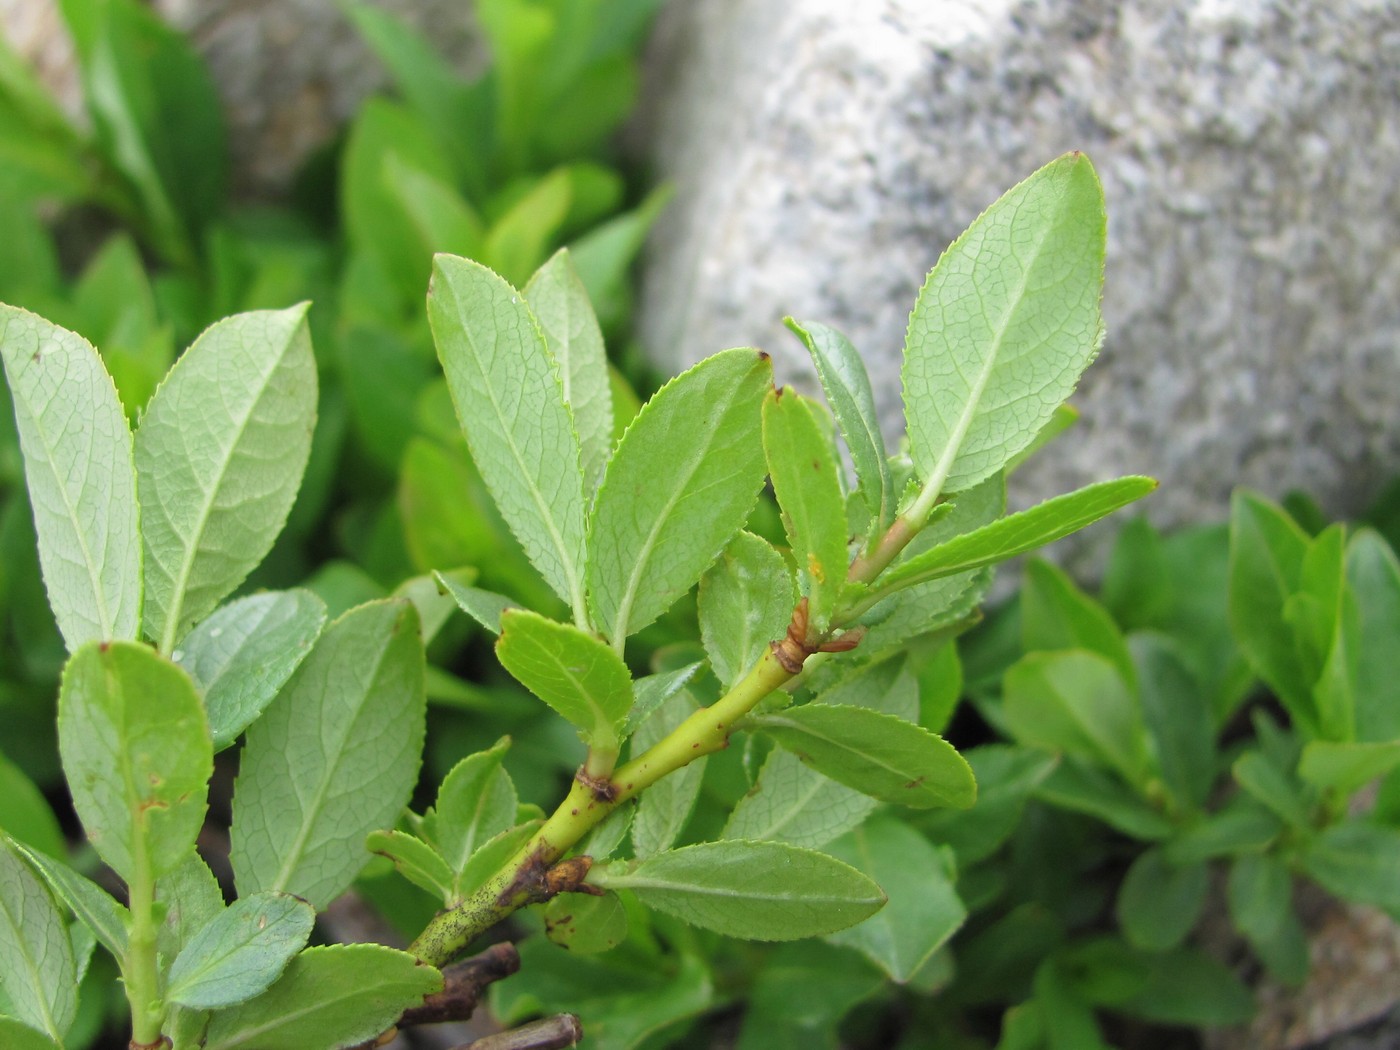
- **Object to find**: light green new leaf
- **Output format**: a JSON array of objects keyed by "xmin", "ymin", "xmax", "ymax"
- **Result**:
[
  {"xmin": 0, "ymin": 1016, "xmax": 62, "ymax": 1050},
  {"xmin": 593, "ymin": 840, "xmax": 885, "ymax": 941},
  {"xmin": 881, "ymin": 477, "xmax": 1156, "ymax": 591},
  {"xmin": 433, "ymin": 572, "xmax": 519, "ymax": 635},
  {"xmin": 1020, "ymin": 559, "xmax": 1136, "ymax": 690},
  {"xmin": 203, "ymin": 944, "xmax": 442, "ymax": 1050},
  {"xmin": 156, "ymin": 851, "xmax": 226, "ymax": 964},
  {"xmin": 0, "ymin": 837, "xmax": 76, "ymax": 1041},
  {"xmin": 763, "ymin": 389, "xmax": 849, "ymax": 631},
  {"xmin": 699, "ymin": 531, "xmax": 795, "ymax": 692},
  {"xmin": 786, "ymin": 317, "xmax": 893, "ymax": 531},
  {"xmin": 588, "ymin": 348, "xmax": 772, "ymax": 643},
  {"xmin": 166, "ymin": 892, "xmax": 314, "ymax": 1009},
  {"xmin": 137, "ymin": 306, "xmax": 317, "ymax": 652},
  {"xmin": 1115, "ymin": 848, "xmax": 1208, "ymax": 951},
  {"xmin": 497, "ymin": 610, "xmax": 633, "ymax": 748},
  {"xmin": 544, "ymin": 891, "xmax": 628, "ymax": 955},
  {"xmin": 748, "ymin": 704, "xmax": 976, "ymax": 809},
  {"xmin": 0, "ymin": 305, "xmax": 140, "ymax": 650},
  {"xmin": 525, "ymin": 249, "xmax": 613, "ymax": 491},
  {"xmin": 366, "ymin": 830, "xmax": 455, "ymax": 902},
  {"xmin": 424, "ymin": 739, "xmax": 518, "ymax": 876},
  {"xmin": 428, "ymin": 255, "xmax": 588, "ymax": 614},
  {"xmin": 625, "ymin": 662, "xmax": 701, "ymax": 736},
  {"xmin": 456, "ymin": 821, "xmax": 542, "ymax": 900},
  {"xmin": 633, "ymin": 689, "xmax": 705, "ymax": 857},
  {"xmin": 902, "ymin": 153, "xmax": 1105, "ymax": 507},
  {"xmin": 1300, "ymin": 740, "xmax": 1400, "ymax": 795},
  {"xmin": 722, "ymin": 747, "xmax": 877, "ymax": 851},
  {"xmin": 6, "ymin": 839, "xmax": 128, "ymax": 958},
  {"xmin": 230, "ymin": 599, "xmax": 426, "ymax": 909},
  {"xmin": 481, "ymin": 168, "xmax": 573, "ymax": 287},
  {"xmin": 175, "ymin": 589, "xmax": 327, "ymax": 751},
  {"xmin": 57, "ymin": 641, "xmax": 211, "ymax": 881},
  {"xmin": 825, "ymin": 818, "xmax": 966, "ymax": 981},
  {"xmin": 1002, "ymin": 650, "xmax": 1150, "ymax": 788}
]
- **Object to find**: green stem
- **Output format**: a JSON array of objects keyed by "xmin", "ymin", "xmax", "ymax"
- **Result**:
[
  {"xmin": 125, "ymin": 849, "xmax": 166, "ymax": 1047},
  {"xmin": 409, "ymin": 648, "xmax": 796, "ymax": 966}
]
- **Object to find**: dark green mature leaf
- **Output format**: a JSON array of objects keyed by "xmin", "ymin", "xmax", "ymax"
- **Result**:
[
  {"xmin": 175, "ymin": 589, "xmax": 327, "ymax": 751},
  {"xmin": 1020, "ymin": 559, "xmax": 1135, "ymax": 689},
  {"xmin": 429, "ymin": 255, "xmax": 588, "ymax": 615},
  {"xmin": 1115, "ymin": 848, "xmax": 1207, "ymax": 951},
  {"xmin": 0, "ymin": 1016, "xmax": 62, "ymax": 1050},
  {"xmin": 1131, "ymin": 634, "xmax": 1216, "ymax": 813},
  {"xmin": 423, "ymin": 739, "xmax": 517, "ymax": 877},
  {"xmin": 497, "ymin": 609, "xmax": 632, "ymax": 747},
  {"xmin": 749, "ymin": 704, "xmax": 975, "ymax": 809},
  {"xmin": 6, "ymin": 839, "xmax": 128, "ymax": 958},
  {"xmin": 588, "ymin": 348, "xmax": 771, "ymax": 642},
  {"xmin": 786, "ymin": 318, "xmax": 893, "ymax": 531},
  {"xmin": 137, "ymin": 306, "xmax": 316, "ymax": 652},
  {"xmin": 203, "ymin": 944, "xmax": 441, "ymax": 1050},
  {"xmin": 1299, "ymin": 822, "xmax": 1400, "ymax": 917},
  {"xmin": 595, "ymin": 840, "xmax": 885, "ymax": 941},
  {"xmin": 58, "ymin": 642, "xmax": 211, "ymax": 881},
  {"xmin": 633, "ymin": 689, "xmax": 705, "ymax": 857},
  {"xmin": 526, "ymin": 249, "xmax": 613, "ymax": 492},
  {"xmin": 0, "ymin": 755, "xmax": 64, "ymax": 859},
  {"xmin": 1003, "ymin": 649, "xmax": 1150, "ymax": 787},
  {"xmin": 1115, "ymin": 947, "xmax": 1255, "ymax": 1026},
  {"xmin": 230, "ymin": 599, "xmax": 426, "ymax": 909},
  {"xmin": 1164, "ymin": 795, "xmax": 1281, "ymax": 864},
  {"xmin": 1347, "ymin": 530, "xmax": 1400, "ymax": 742},
  {"xmin": 721, "ymin": 748, "xmax": 877, "ymax": 850},
  {"xmin": 881, "ymin": 478, "xmax": 1156, "ymax": 592},
  {"xmin": 763, "ymin": 388, "xmax": 849, "ymax": 631},
  {"xmin": 920, "ymin": 745, "xmax": 1058, "ymax": 866},
  {"xmin": 166, "ymin": 892, "xmax": 314, "ymax": 1009},
  {"xmin": 1228, "ymin": 853, "xmax": 1308, "ymax": 986},
  {"xmin": 825, "ymin": 817, "xmax": 966, "ymax": 981},
  {"xmin": 699, "ymin": 531, "xmax": 795, "ymax": 691},
  {"xmin": 0, "ymin": 837, "xmax": 77, "ymax": 1042},
  {"xmin": 1232, "ymin": 751, "xmax": 1313, "ymax": 829},
  {"xmin": 1229, "ymin": 491, "xmax": 1316, "ymax": 732},
  {"xmin": 1034, "ymin": 759, "xmax": 1173, "ymax": 841},
  {"xmin": 0, "ymin": 305, "xmax": 140, "ymax": 649},
  {"xmin": 902, "ymin": 153, "xmax": 1105, "ymax": 503}
]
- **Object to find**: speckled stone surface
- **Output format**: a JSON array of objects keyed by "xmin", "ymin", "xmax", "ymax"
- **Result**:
[{"xmin": 632, "ymin": 0, "xmax": 1400, "ymax": 532}]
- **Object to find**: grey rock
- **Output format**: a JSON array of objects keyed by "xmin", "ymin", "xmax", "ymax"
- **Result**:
[
  {"xmin": 0, "ymin": 0, "xmax": 485, "ymax": 198},
  {"xmin": 634, "ymin": 0, "xmax": 1400, "ymax": 530}
]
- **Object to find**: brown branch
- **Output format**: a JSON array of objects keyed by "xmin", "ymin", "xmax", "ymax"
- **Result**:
[{"xmin": 455, "ymin": 1015, "xmax": 583, "ymax": 1050}]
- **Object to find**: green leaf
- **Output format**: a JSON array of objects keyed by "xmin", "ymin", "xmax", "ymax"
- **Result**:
[
  {"xmin": 880, "ymin": 478, "xmax": 1156, "ymax": 592},
  {"xmin": 748, "ymin": 704, "xmax": 975, "ymax": 809},
  {"xmin": 920, "ymin": 745, "xmax": 1058, "ymax": 866},
  {"xmin": 0, "ymin": 753, "xmax": 64, "ymax": 859},
  {"xmin": 632, "ymin": 688, "xmax": 705, "ymax": 857},
  {"xmin": 230, "ymin": 599, "xmax": 426, "ymax": 909},
  {"xmin": 203, "ymin": 944, "xmax": 441, "ymax": 1050},
  {"xmin": 156, "ymin": 851, "xmax": 225, "ymax": 964},
  {"xmin": 136, "ymin": 305, "xmax": 316, "ymax": 652},
  {"xmin": 0, "ymin": 305, "xmax": 140, "ymax": 649},
  {"xmin": 824, "ymin": 817, "xmax": 966, "ymax": 981},
  {"xmin": 1132, "ymin": 634, "xmax": 1216, "ymax": 813},
  {"xmin": 166, "ymin": 892, "xmax": 314, "ymax": 1009},
  {"xmin": 57, "ymin": 641, "xmax": 211, "ymax": 880},
  {"xmin": 366, "ymin": 830, "xmax": 455, "ymax": 902},
  {"xmin": 588, "ymin": 348, "xmax": 771, "ymax": 642},
  {"xmin": 456, "ymin": 821, "xmax": 542, "ymax": 899},
  {"xmin": 0, "ymin": 837, "xmax": 77, "ymax": 1041},
  {"xmin": 1115, "ymin": 847, "xmax": 1207, "ymax": 951},
  {"xmin": 1299, "ymin": 740, "xmax": 1400, "ymax": 795},
  {"xmin": 699, "ymin": 531, "xmax": 796, "ymax": 692},
  {"xmin": 1228, "ymin": 853, "xmax": 1308, "ymax": 986},
  {"xmin": 525, "ymin": 249, "xmax": 613, "ymax": 492},
  {"xmin": 1163, "ymin": 795, "xmax": 1281, "ymax": 863},
  {"xmin": 175, "ymin": 589, "xmax": 327, "ymax": 751},
  {"xmin": 594, "ymin": 840, "xmax": 885, "ymax": 941},
  {"xmin": 424, "ymin": 739, "xmax": 518, "ymax": 877},
  {"xmin": 1003, "ymin": 649, "xmax": 1150, "ymax": 787},
  {"xmin": 624, "ymin": 663, "xmax": 701, "ymax": 736},
  {"xmin": 1113, "ymin": 947, "xmax": 1255, "ymax": 1026},
  {"xmin": 434, "ymin": 571, "xmax": 520, "ymax": 635},
  {"xmin": 381, "ymin": 154, "xmax": 485, "ymax": 260},
  {"xmin": 813, "ymin": 653, "xmax": 919, "ymax": 722},
  {"xmin": 497, "ymin": 609, "xmax": 633, "ymax": 750},
  {"xmin": 1034, "ymin": 758, "xmax": 1173, "ymax": 840},
  {"xmin": 1346, "ymin": 530, "xmax": 1400, "ymax": 742},
  {"xmin": 1020, "ymin": 560, "xmax": 1135, "ymax": 689},
  {"xmin": 0, "ymin": 1016, "xmax": 62, "ymax": 1050},
  {"xmin": 5, "ymin": 839, "xmax": 128, "ymax": 958},
  {"xmin": 544, "ymin": 890, "xmax": 628, "ymax": 954},
  {"xmin": 763, "ymin": 389, "xmax": 849, "ymax": 631},
  {"xmin": 428, "ymin": 255, "xmax": 588, "ymax": 614},
  {"xmin": 902, "ymin": 153, "xmax": 1105, "ymax": 504},
  {"xmin": 1232, "ymin": 751, "xmax": 1313, "ymax": 829},
  {"xmin": 786, "ymin": 317, "xmax": 893, "ymax": 532},
  {"xmin": 721, "ymin": 748, "xmax": 877, "ymax": 850},
  {"xmin": 482, "ymin": 168, "xmax": 573, "ymax": 286},
  {"xmin": 1299, "ymin": 822, "xmax": 1400, "ymax": 917},
  {"xmin": 1229, "ymin": 491, "xmax": 1315, "ymax": 731}
]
